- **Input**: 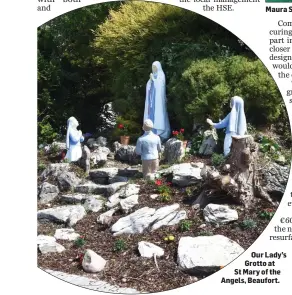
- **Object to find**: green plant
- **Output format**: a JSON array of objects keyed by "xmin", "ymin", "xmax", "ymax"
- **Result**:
[
  {"xmin": 240, "ymin": 219, "xmax": 257, "ymax": 230},
  {"xmin": 114, "ymin": 239, "xmax": 127, "ymax": 252},
  {"xmin": 180, "ymin": 220, "xmax": 192, "ymax": 232},
  {"xmin": 116, "ymin": 122, "xmax": 129, "ymax": 136},
  {"xmin": 50, "ymin": 143, "xmax": 60, "ymax": 155},
  {"xmin": 247, "ymin": 123, "xmax": 257, "ymax": 135},
  {"xmin": 112, "ymin": 116, "xmax": 141, "ymax": 140},
  {"xmin": 185, "ymin": 187, "xmax": 193, "ymax": 197},
  {"xmin": 160, "ymin": 193, "xmax": 171, "ymax": 202},
  {"xmin": 157, "ymin": 185, "xmax": 171, "ymax": 195},
  {"xmin": 198, "ymin": 230, "xmax": 213, "ymax": 236},
  {"xmin": 211, "ymin": 153, "xmax": 225, "ymax": 167},
  {"xmin": 189, "ymin": 131, "xmax": 204, "ymax": 155},
  {"xmin": 38, "ymin": 162, "xmax": 46, "ymax": 172},
  {"xmin": 74, "ymin": 236, "xmax": 86, "ymax": 247},
  {"xmin": 38, "ymin": 119, "xmax": 58, "ymax": 145},
  {"xmin": 259, "ymin": 209, "xmax": 275, "ymax": 220},
  {"xmin": 155, "ymin": 179, "xmax": 172, "ymax": 195},
  {"xmin": 260, "ymin": 136, "xmax": 280, "ymax": 152}
]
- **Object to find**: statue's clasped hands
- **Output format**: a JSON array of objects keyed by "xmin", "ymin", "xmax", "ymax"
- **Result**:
[{"xmin": 150, "ymin": 73, "xmax": 154, "ymax": 80}]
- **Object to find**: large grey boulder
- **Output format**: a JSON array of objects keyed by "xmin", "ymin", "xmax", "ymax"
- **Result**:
[
  {"xmin": 118, "ymin": 184, "xmax": 140, "ymax": 199},
  {"xmin": 90, "ymin": 147, "xmax": 110, "ymax": 167},
  {"xmin": 199, "ymin": 129, "xmax": 218, "ymax": 156},
  {"xmin": 156, "ymin": 163, "xmax": 204, "ymax": 187},
  {"xmin": 111, "ymin": 204, "xmax": 186, "ymax": 236},
  {"xmin": 41, "ymin": 163, "xmax": 70, "ymax": 180},
  {"xmin": 164, "ymin": 138, "xmax": 185, "ymax": 164},
  {"xmin": 37, "ymin": 234, "xmax": 65, "ymax": 254},
  {"xmin": 177, "ymin": 235, "xmax": 244, "ymax": 274},
  {"xmin": 83, "ymin": 196, "xmax": 105, "ymax": 213},
  {"xmin": 60, "ymin": 194, "xmax": 89, "ymax": 204},
  {"xmin": 261, "ymin": 162, "xmax": 289, "ymax": 198},
  {"xmin": 203, "ymin": 204, "xmax": 238, "ymax": 224},
  {"xmin": 90, "ymin": 168, "xmax": 119, "ymax": 184},
  {"xmin": 171, "ymin": 163, "xmax": 203, "ymax": 187},
  {"xmin": 120, "ymin": 195, "xmax": 139, "ymax": 213},
  {"xmin": 54, "ymin": 228, "xmax": 80, "ymax": 241},
  {"xmin": 38, "ymin": 182, "xmax": 59, "ymax": 204},
  {"xmin": 57, "ymin": 171, "xmax": 81, "ymax": 191},
  {"xmin": 115, "ymin": 145, "xmax": 141, "ymax": 164},
  {"xmin": 37, "ymin": 205, "xmax": 86, "ymax": 226}
]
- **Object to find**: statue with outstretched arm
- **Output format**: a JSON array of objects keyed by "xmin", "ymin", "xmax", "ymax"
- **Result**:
[{"xmin": 206, "ymin": 96, "xmax": 247, "ymax": 156}]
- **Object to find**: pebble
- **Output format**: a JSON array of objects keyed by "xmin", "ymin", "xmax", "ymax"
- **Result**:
[{"xmin": 198, "ymin": 224, "xmax": 206, "ymax": 229}]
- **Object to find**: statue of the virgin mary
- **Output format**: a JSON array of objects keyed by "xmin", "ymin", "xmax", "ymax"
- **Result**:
[{"xmin": 143, "ymin": 61, "xmax": 171, "ymax": 141}]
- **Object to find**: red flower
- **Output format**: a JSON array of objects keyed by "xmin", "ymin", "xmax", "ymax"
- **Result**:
[
  {"xmin": 167, "ymin": 182, "xmax": 172, "ymax": 186},
  {"xmin": 155, "ymin": 179, "xmax": 162, "ymax": 186},
  {"xmin": 118, "ymin": 124, "xmax": 124, "ymax": 129},
  {"xmin": 172, "ymin": 131, "xmax": 176, "ymax": 135},
  {"xmin": 78, "ymin": 254, "xmax": 84, "ymax": 263},
  {"xmin": 180, "ymin": 129, "xmax": 184, "ymax": 133},
  {"xmin": 266, "ymin": 209, "xmax": 274, "ymax": 212}
]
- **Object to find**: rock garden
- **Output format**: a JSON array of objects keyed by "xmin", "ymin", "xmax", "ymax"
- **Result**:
[{"xmin": 37, "ymin": 133, "xmax": 290, "ymax": 293}]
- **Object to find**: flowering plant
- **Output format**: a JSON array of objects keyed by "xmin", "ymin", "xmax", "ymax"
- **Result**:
[
  {"xmin": 172, "ymin": 128, "xmax": 185, "ymax": 141},
  {"xmin": 116, "ymin": 123, "xmax": 129, "ymax": 136},
  {"xmin": 155, "ymin": 179, "xmax": 172, "ymax": 196},
  {"xmin": 76, "ymin": 253, "xmax": 84, "ymax": 265}
]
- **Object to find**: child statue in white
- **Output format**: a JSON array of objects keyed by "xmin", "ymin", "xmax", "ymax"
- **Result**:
[
  {"xmin": 143, "ymin": 61, "xmax": 171, "ymax": 142},
  {"xmin": 65, "ymin": 117, "xmax": 84, "ymax": 162}
]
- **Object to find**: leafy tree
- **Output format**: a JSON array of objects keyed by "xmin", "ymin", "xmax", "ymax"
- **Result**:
[{"xmin": 37, "ymin": 3, "xmax": 122, "ymax": 144}]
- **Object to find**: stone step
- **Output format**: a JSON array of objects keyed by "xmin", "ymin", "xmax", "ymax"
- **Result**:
[
  {"xmin": 74, "ymin": 181, "xmax": 127, "ymax": 197},
  {"xmin": 37, "ymin": 205, "xmax": 86, "ymax": 226}
]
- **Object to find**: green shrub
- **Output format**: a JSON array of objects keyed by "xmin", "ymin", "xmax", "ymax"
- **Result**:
[
  {"xmin": 94, "ymin": 1, "xmax": 251, "ymax": 131},
  {"xmin": 38, "ymin": 162, "xmax": 46, "ymax": 172},
  {"xmin": 189, "ymin": 131, "xmax": 204, "ymax": 155},
  {"xmin": 114, "ymin": 239, "xmax": 127, "ymax": 252},
  {"xmin": 38, "ymin": 120, "xmax": 58, "ymax": 145},
  {"xmin": 240, "ymin": 219, "xmax": 257, "ymax": 230},
  {"xmin": 259, "ymin": 209, "xmax": 275, "ymax": 220},
  {"xmin": 74, "ymin": 236, "xmax": 86, "ymax": 247},
  {"xmin": 211, "ymin": 153, "xmax": 225, "ymax": 167},
  {"xmin": 170, "ymin": 56, "xmax": 283, "ymax": 130},
  {"xmin": 180, "ymin": 220, "xmax": 192, "ymax": 232}
]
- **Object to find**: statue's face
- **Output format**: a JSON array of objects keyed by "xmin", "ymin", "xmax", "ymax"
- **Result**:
[
  {"xmin": 152, "ymin": 65, "xmax": 158, "ymax": 73},
  {"xmin": 71, "ymin": 118, "xmax": 79, "ymax": 128}
]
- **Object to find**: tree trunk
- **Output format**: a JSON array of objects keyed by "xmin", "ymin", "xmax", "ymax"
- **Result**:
[{"xmin": 193, "ymin": 135, "xmax": 274, "ymax": 208}]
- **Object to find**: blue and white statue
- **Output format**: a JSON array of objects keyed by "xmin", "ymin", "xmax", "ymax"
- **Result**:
[
  {"xmin": 143, "ymin": 61, "xmax": 171, "ymax": 142},
  {"xmin": 65, "ymin": 117, "xmax": 84, "ymax": 162},
  {"xmin": 207, "ymin": 96, "xmax": 247, "ymax": 156}
]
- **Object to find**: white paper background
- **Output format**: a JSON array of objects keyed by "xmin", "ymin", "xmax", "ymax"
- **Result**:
[{"xmin": 2, "ymin": 0, "xmax": 291, "ymax": 294}]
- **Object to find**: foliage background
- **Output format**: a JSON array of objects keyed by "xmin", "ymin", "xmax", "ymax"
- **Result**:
[{"xmin": 37, "ymin": 1, "xmax": 290, "ymax": 145}]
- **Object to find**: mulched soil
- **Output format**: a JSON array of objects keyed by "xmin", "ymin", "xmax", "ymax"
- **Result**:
[{"xmin": 37, "ymin": 162, "xmax": 273, "ymax": 293}]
